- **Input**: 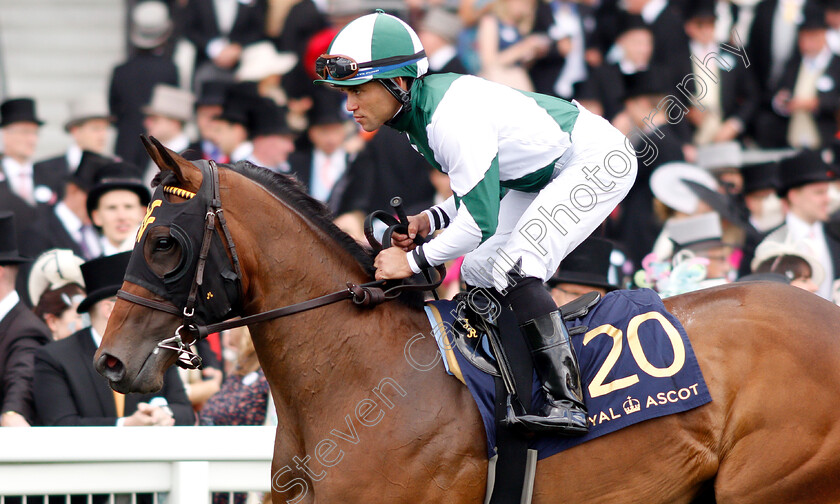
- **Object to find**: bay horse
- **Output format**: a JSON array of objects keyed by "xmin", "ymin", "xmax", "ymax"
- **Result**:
[{"xmin": 96, "ymin": 140, "xmax": 840, "ymax": 503}]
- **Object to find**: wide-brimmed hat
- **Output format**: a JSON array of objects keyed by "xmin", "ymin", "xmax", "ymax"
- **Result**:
[
  {"xmin": 85, "ymin": 161, "xmax": 150, "ymax": 218},
  {"xmin": 548, "ymin": 236, "xmax": 619, "ymax": 291},
  {"xmin": 667, "ymin": 212, "xmax": 726, "ymax": 251},
  {"xmin": 64, "ymin": 94, "xmax": 114, "ymax": 132},
  {"xmin": 777, "ymin": 149, "xmax": 839, "ymax": 196},
  {"xmin": 235, "ymin": 42, "xmax": 298, "ymax": 82},
  {"xmin": 142, "ymin": 84, "xmax": 194, "ymax": 123},
  {"xmin": 0, "ymin": 212, "xmax": 31, "ymax": 265},
  {"xmin": 27, "ymin": 248, "xmax": 86, "ymax": 307},
  {"xmin": 651, "ymin": 162, "xmax": 719, "ymax": 214},
  {"xmin": 0, "ymin": 98, "xmax": 44, "ymax": 127},
  {"xmin": 130, "ymin": 1, "xmax": 173, "ymax": 49},
  {"xmin": 77, "ymin": 252, "xmax": 132, "ymax": 313},
  {"xmin": 751, "ymin": 239, "xmax": 825, "ymax": 286}
]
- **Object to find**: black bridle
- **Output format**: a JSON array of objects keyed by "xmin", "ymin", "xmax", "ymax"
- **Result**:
[{"xmin": 116, "ymin": 160, "xmax": 443, "ymax": 369}]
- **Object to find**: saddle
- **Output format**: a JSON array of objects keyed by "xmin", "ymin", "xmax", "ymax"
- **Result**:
[{"xmin": 449, "ymin": 290, "xmax": 601, "ymax": 378}]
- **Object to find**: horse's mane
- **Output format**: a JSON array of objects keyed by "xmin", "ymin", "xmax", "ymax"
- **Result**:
[{"xmin": 225, "ymin": 161, "xmax": 378, "ymax": 277}]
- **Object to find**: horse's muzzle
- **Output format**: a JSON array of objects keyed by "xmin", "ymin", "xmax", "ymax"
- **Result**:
[{"xmin": 95, "ymin": 352, "xmax": 127, "ymax": 389}]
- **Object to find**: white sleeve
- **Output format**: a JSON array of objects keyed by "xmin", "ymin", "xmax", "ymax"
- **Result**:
[{"xmin": 423, "ymin": 195, "xmax": 457, "ymax": 234}]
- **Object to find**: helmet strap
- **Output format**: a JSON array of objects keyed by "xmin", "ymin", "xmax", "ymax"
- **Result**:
[{"xmin": 381, "ymin": 78, "xmax": 413, "ymax": 126}]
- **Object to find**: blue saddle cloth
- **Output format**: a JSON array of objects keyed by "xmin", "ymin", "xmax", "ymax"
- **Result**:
[{"xmin": 426, "ymin": 288, "xmax": 712, "ymax": 460}]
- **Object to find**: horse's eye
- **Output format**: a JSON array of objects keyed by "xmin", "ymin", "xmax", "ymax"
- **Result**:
[{"xmin": 154, "ymin": 237, "xmax": 175, "ymax": 252}]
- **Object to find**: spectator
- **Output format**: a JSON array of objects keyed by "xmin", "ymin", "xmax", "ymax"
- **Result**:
[
  {"xmin": 770, "ymin": 2, "xmax": 840, "ymax": 149},
  {"xmin": 0, "ymin": 213, "xmax": 51, "ymax": 427},
  {"xmin": 33, "ymin": 252, "xmax": 194, "ymax": 426},
  {"xmin": 547, "ymin": 236, "xmax": 619, "ymax": 306},
  {"xmin": 0, "ymin": 98, "xmax": 44, "ymax": 238},
  {"xmin": 246, "ymin": 97, "xmax": 296, "ymax": 174},
  {"xmin": 661, "ymin": 212, "xmax": 733, "ymax": 294},
  {"xmin": 695, "ymin": 141, "xmax": 744, "ymax": 194},
  {"xmin": 418, "ymin": 8, "xmax": 470, "ymax": 75},
  {"xmin": 85, "ymin": 162, "xmax": 150, "ymax": 256},
  {"xmin": 214, "ymin": 83, "xmax": 259, "ymax": 163},
  {"xmin": 28, "ymin": 248, "xmax": 86, "ymax": 341},
  {"xmin": 20, "ymin": 151, "xmax": 112, "ymax": 262},
  {"xmin": 33, "ymin": 94, "xmax": 115, "ymax": 204},
  {"xmin": 475, "ymin": 0, "xmax": 549, "ymax": 91},
  {"xmin": 622, "ymin": 0, "xmax": 691, "ymax": 70},
  {"xmin": 183, "ymin": 0, "xmax": 267, "ymax": 90},
  {"xmin": 529, "ymin": 0, "xmax": 593, "ymax": 99},
  {"xmin": 752, "ymin": 239, "xmax": 823, "ymax": 294},
  {"xmin": 141, "ymin": 84, "xmax": 195, "ymax": 185},
  {"xmin": 187, "ymin": 80, "xmax": 231, "ymax": 163},
  {"xmin": 109, "ymin": 1, "xmax": 179, "ymax": 168},
  {"xmin": 757, "ymin": 149, "xmax": 840, "ymax": 300}
]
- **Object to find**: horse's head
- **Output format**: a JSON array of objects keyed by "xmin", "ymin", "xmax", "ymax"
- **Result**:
[{"xmin": 95, "ymin": 136, "xmax": 243, "ymax": 393}]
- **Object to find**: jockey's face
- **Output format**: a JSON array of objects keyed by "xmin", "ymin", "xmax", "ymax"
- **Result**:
[{"xmin": 338, "ymin": 80, "xmax": 402, "ymax": 132}]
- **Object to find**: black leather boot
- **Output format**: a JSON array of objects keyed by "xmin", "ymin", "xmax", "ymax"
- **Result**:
[{"xmin": 516, "ymin": 310, "xmax": 588, "ymax": 435}]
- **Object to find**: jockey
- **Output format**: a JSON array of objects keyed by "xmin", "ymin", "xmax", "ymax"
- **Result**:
[{"xmin": 315, "ymin": 11, "xmax": 637, "ymax": 435}]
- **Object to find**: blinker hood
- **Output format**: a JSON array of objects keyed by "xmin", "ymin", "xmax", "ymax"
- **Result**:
[{"xmin": 125, "ymin": 161, "xmax": 242, "ymax": 325}]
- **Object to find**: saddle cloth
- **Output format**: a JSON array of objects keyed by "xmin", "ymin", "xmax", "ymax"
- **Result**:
[{"xmin": 424, "ymin": 288, "xmax": 712, "ymax": 460}]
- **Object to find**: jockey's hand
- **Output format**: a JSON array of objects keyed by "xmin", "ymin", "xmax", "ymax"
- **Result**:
[
  {"xmin": 390, "ymin": 212, "xmax": 430, "ymax": 251},
  {"xmin": 374, "ymin": 247, "xmax": 414, "ymax": 280}
]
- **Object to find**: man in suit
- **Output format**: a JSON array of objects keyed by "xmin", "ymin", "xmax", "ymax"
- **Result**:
[
  {"xmin": 0, "ymin": 98, "xmax": 44, "ymax": 242},
  {"xmin": 623, "ymin": 0, "xmax": 691, "ymax": 70},
  {"xmin": 86, "ymin": 162, "xmax": 149, "ymax": 256},
  {"xmin": 245, "ymin": 97, "xmax": 296, "ymax": 173},
  {"xmin": 747, "ymin": 0, "xmax": 808, "ymax": 103},
  {"xmin": 33, "ymin": 252, "xmax": 194, "ymax": 426},
  {"xmin": 109, "ymin": 1, "xmax": 179, "ymax": 168},
  {"xmin": 213, "ymin": 83, "xmax": 257, "ymax": 164},
  {"xmin": 757, "ymin": 149, "xmax": 840, "ymax": 300},
  {"xmin": 20, "ymin": 151, "xmax": 111, "ymax": 263},
  {"xmin": 186, "ymin": 80, "xmax": 230, "ymax": 163},
  {"xmin": 141, "ymin": 84, "xmax": 195, "ymax": 185},
  {"xmin": 33, "ymin": 95, "xmax": 114, "ymax": 204},
  {"xmin": 183, "ymin": 0, "xmax": 267, "ymax": 88},
  {"xmin": 0, "ymin": 212, "xmax": 51, "ymax": 427}
]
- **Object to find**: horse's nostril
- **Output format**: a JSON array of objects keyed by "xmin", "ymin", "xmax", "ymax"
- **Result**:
[{"xmin": 97, "ymin": 353, "xmax": 126, "ymax": 382}]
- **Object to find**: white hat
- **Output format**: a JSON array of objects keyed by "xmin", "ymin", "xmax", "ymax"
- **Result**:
[
  {"xmin": 130, "ymin": 1, "xmax": 173, "ymax": 49},
  {"xmin": 696, "ymin": 141, "xmax": 743, "ymax": 171},
  {"xmin": 751, "ymin": 239, "xmax": 825, "ymax": 286},
  {"xmin": 65, "ymin": 94, "xmax": 113, "ymax": 132},
  {"xmin": 28, "ymin": 249, "xmax": 85, "ymax": 307},
  {"xmin": 235, "ymin": 42, "xmax": 298, "ymax": 82},
  {"xmin": 666, "ymin": 212, "xmax": 724, "ymax": 250},
  {"xmin": 651, "ymin": 162, "xmax": 719, "ymax": 214},
  {"xmin": 142, "ymin": 84, "xmax": 194, "ymax": 123}
]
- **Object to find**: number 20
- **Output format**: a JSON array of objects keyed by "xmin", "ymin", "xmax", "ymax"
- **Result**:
[{"xmin": 582, "ymin": 311, "xmax": 686, "ymax": 399}]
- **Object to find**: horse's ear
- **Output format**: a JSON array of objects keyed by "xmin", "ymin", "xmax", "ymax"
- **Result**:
[{"xmin": 141, "ymin": 135, "xmax": 202, "ymax": 190}]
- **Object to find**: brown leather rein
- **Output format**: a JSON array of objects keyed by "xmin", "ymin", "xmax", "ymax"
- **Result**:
[{"xmin": 116, "ymin": 160, "xmax": 444, "ymax": 369}]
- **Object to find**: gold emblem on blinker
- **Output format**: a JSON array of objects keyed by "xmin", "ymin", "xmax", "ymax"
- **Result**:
[{"xmin": 137, "ymin": 200, "xmax": 163, "ymax": 242}]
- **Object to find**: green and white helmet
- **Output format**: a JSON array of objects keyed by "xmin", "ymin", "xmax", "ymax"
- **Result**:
[{"xmin": 314, "ymin": 11, "xmax": 428, "ymax": 87}]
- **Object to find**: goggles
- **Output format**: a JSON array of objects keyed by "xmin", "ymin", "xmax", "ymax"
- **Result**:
[{"xmin": 315, "ymin": 50, "xmax": 426, "ymax": 81}]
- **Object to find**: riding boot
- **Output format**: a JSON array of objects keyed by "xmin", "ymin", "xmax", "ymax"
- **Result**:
[{"xmin": 515, "ymin": 310, "xmax": 588, "ymax": 435}]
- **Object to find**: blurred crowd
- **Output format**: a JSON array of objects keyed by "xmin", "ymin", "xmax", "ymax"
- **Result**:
[{"xmin": 2, "ymin": 0, "xmax": 840, "ymax": 456}]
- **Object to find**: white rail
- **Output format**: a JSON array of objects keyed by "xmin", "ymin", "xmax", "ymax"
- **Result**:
[{"xmin": 0, "ymin": 426, "xmax": 275, "ymax": 502}]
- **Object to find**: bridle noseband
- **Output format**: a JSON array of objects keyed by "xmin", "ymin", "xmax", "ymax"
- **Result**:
[{"xmin": 116, "ymin": 160, "xmax": 444, "ymax": 369}]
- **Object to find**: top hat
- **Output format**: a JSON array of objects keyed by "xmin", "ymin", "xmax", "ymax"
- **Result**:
[
  {"xmin": 616, "ymin": 12, "xmax": 649, "ymax": 37},
  {"xmin": 548, "ymin": 236, "xmax": 618, "ymax": 291},
  {"xmin": 142, "ymin": 84, "xmax": 194, "ymax": 123},
  {"xmin": 27, "ymin": 248, "xmax": 86, "ymax": 307},
  {"xmin": 651, "ymin": 162, "xmax": 719, "ymax": 214},
  {"xmin": 799, "ymin": 2, "xmax": 828, "ymax": 31},
  {"xmin": 667, "ymin": 212, "xmax": 725, "ymax": 251},
  {"xmin": 777, "ymin": 148, "xmax": 838, "ymax": 196},
  {"xmin": 307, "ymin": 88, "xmax": 348, "ymax": 126},
  {"xmin": 195, "ymin": 80, "xmax": 232, "ymax": 108},
  {"xmin": 696, "ymin": 141, "xmax": 743, "ymax": 172},
  {"xmin": 685, "ymin": 0, "xmax": 717, "ymax": 21},
  {"xmin": 67, "ymin": 151, "xmax": 113, "ymax": 192},
  {"xmin": 85, "ymin": 161, "xmax": 150, "ymax": 218},
  {"xmin": 216, "ymin": 82, "xmax": 261, "ymax": 126},
  {"xmin": 77, "ymin": 251, "xmax": 132, "ymax": 313},
  {"xmin": 235, "ymin": 42, "xmax": 298, "ymax": 82},
  {"xmin": 420, "ymin": 7, "xmax": 463, "ymax": 44},
  {"xmin": 0, "ymin": 212, "xmax": 31, "ymax": 265},
  {"xmin": 623, "ymin": 67, "xmax": 670, "ymax": 99},
  {"xmin": 65, "ymin": 94, "xmax": 114, "ymax": 132},
  {"xmin": 250, "ymin": 98, "xmax": 293, "ymax": 138},
  {"xmin": 0, "ymin": 98, "xmax": 44, "ymax": 127},
  {"xmin": 130, "ymin": 1, "xmax": 173, "ymax": 49},
  {"xmin": 740, "ymin": 161, "xmax": 780, "ymax": 194},
  {"xmin": 826, "ymin": 0, "xmax": 840, "ymax": 12}
]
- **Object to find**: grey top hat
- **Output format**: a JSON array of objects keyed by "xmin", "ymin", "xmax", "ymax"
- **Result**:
[
  {"xmin": 65, "ymin": 94, "xmax": 114, "ymax": 132},
  {"xmin": 696, "ymin": 141, "xmax": 743, "ymax": 171},
  {"xmin": 131, "ymin": 1, "xmax": 173, "ymax": 49},
  {"xmin": 142, "ymin": 84, "xmax": 194, "ymax": 123},
  {"xmin": 667, "ymin": 212, "xmax": 725, "ymax": 251},
  {"xmin": 421, "ymin": 8, "xmax": 463, "ymax": 44}
]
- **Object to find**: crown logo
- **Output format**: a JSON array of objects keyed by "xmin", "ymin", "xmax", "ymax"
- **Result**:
[{"xmin": 623, "ymin": 396, "xmax": 641, "ymax": 414}]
